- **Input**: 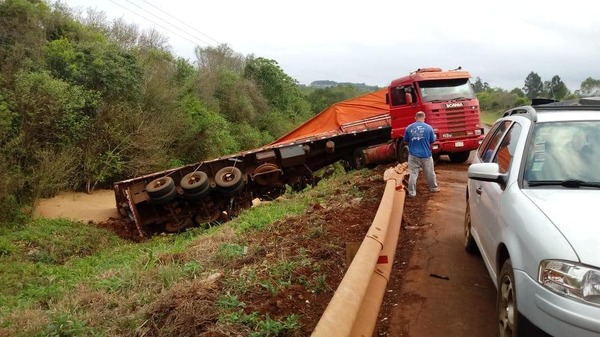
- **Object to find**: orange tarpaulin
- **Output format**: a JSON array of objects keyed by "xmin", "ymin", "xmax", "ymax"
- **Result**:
[{"xmin": 271, "ymin": 88, "xmax": 390, "ymax": 145}]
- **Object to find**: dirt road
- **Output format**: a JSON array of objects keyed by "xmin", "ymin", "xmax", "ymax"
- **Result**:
[{"xmin": 381, "ymin": 159, "xmax": 497, "ymax": 336}]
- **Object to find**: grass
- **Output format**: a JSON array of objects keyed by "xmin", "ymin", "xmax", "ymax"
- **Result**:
[
  {"xmin": 480, "ymin": 109, "xmax": 504, "ymax": 126},
  {"xmin": 0, "ymin": 163, "xmax": 355, "ymax": 336}
]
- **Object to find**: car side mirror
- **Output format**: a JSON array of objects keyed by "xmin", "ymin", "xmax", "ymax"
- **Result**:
[{"xmin": 467, "ymin": 163, "xmax": 507, "ymax": 189}]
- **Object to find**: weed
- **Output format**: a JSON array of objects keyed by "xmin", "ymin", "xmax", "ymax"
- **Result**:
[
  {"xmin": 216, "ymin": 294, "xmax": 246, "ymax": 309},
  {"xmin": 44, "ymin": 311, "xmax": 93, "ymax": 337},
  {"xmin": 219, "ymin": 311, "xmax": 300, "ymax": 337},
  {"xmin": 216, "ymin": 243, "xmax": 245, "ymax": 261},
  {"xmin": 350, "ymin": 185, "xmax": 363, "ymax": 198},
  {"xmin": 182, "ymin": 260, "xmax": 202, "ymax": 277},
  {"xmin": 311, "ymin": 274, "xmax": 328, "ymax": 294},
  {"xmin": 250, "ymin": 314, "xmax": 300, "ymax": 337},
  {"xmin": 0, "ymin": 237, "xmax": 16, "ymax": 257},
  {"xmin": 306, "ymin": 221, "xmax": 325, "ymax": 239}
]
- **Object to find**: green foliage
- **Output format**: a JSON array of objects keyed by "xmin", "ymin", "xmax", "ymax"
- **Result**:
[
  {"xmin": 0, "ymin": 0, "xmax": 49, "ymax": 78},
  {"xmin": 232, "ymin": 199, "xmax": 309, "ymax": 233},
  {"xmin": 231, "ymin": 123, "xmax": 273, "ymax": 151},
  {"xmin": 218, "ymin": 311, "xmax": 300, "ymax": 337},
  {"xmin": 14, "ymin": 70, "xmax": 92, "ymax": 149},
  {"xmin": 577, "ymin": 77, "xmax": 600, "ymax": 97},
  {"xmin": 28, "ymin": 147, "xmax": 80, "ymax": 200},
  {"xmin": 523, "ymin": 71, "xmax": 544, "ymax": 99},
  {"xmin": 178, "ymin": 95, "xmax": 239, "ymax": 160},
  {"xmin": 472, "ymin": 77, "xmax": 491, "ymax": 94},
  {"xmin": 477, "ymin": 89, "xmax": 528, "ymax": 116},
  {"xmin": 245, "ymin": 56, "xmax": 308, "ymax": 116},
  {"xmin": 216, "ymin": 294, "xmax": 246, "ymax": 309},
  {"xmin": 45, "ymin": 37, "xmax": 143, "ymax": 102},
  {"xmin": 44, "ymin": 311, "xmax": 93, "ymax": 337},
  {"xmin": 306, "ymin": 85, "xmax": 368, "ymax": 114},
  {"xmin": 216, "ymin": 243, "xmax": 246, "ymax": 261},
  {"xmin": 543, "ymin": 75, "xmax": 569, "ymax": 100},
  {"xmin": 0, "ymin": 218, "xmax": 123, "ymax": 264}
]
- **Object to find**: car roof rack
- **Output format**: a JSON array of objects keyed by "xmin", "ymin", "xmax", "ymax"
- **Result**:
[
  {"xmin": 534, "ymin": 96, "xmax": 600, "ymax": 107},
  {"xmin": 502, "ymin": 106, "xmax": 537, "ymax": 122},
  {"xmin": 503, "ymin": 97, "xmax": 600, "ymax": 121}
]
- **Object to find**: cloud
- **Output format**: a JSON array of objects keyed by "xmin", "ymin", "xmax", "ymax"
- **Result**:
[{"xmin": 63, "ymin": 0, "xmax": 600, "ymax": 92}]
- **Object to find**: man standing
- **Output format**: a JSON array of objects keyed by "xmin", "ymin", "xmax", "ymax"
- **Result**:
[{"xmin": 403, "ymin": 111, "xmax": 439, "ymax": 197}]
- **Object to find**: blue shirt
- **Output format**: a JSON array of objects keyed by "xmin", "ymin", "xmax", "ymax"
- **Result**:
[{"xmin": 404, "ymin": 121, "xmax": 436, "ymax": 158}]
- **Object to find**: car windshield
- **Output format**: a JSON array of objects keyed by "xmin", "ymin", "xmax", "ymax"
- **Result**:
[
  {"xmin": 523, "ymin": 121, "xmax": 600, "ymax": 187},
  {"xmin": 419, "ymin": 78, "xmax": 476, "ymax": 102}
]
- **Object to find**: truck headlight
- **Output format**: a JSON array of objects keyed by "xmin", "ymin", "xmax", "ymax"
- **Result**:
[{"xmin": 539, "ymin": 260, "xmax": 600, "ymax": 305}]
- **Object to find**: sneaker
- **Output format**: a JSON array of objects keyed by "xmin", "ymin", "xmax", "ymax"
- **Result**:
[
  {"xmin": 407, "ymin": 192, "xmax": 416, "ymax": 198},
  {"xmin": 430, "ymin": 188, "xmax": 440, "ymax": 192}
]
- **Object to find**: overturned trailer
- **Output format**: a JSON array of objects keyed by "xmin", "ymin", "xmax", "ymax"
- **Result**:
[{"xmin": 113, "ymin": 90, "xmax": 393, "ymax": 237}]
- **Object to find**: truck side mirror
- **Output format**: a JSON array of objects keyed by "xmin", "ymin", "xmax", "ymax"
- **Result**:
[{"xmin": 385, "ymin": 93, "xmax": 389, "ymax": 105}]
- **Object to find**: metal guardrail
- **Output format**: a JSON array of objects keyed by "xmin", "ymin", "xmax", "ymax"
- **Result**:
[{"xmin": 312, "ymin": 164, "xmax": 408, "ymax": 337}]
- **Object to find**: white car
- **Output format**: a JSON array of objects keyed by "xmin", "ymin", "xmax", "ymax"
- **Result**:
[{"xmin": 465, "ymin": 98, "xmax": 600, "ymax": 337}]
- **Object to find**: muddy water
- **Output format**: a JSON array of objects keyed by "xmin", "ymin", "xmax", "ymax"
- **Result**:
[{"xmin": 34, "ymin": 189, "xmax": 119, "ymax": 223}]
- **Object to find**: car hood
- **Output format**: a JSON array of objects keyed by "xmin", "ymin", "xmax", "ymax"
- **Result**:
[{"xmin": 523, "ymin": 189, "xmax": 600, "ymax": 267}]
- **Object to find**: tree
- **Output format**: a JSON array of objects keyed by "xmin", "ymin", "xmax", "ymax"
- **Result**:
[
  {"xmin": 477, "ymin": 88, "xmax": 527, "ymax": 112},
  {"xmin": 472, "ymin": 77, "xmax": 490, "ymax": 94},
  {"xmin": 0, "ymin": 0, "xmax": 49, "ymax": 80},
  {"xmin": 544, "ymin": 75, "xmax": 569, "ymax": 100},
  {"xmin": 14, "ymin": 70, "xmax": 93, "ymax": 150},
  {"xmin": 244, "ymin": 56, "xmax": 308, "ymax": 116},
  {"xmin": 577, "ymin": 77, "xmax": 600, "ymax": 97},
  {"xmin": 523, "ymin": 72, "xmax": 543, "ymax": 99},
  {"xmin": 510, "ymin": 87, "xmax": 525, "ymax": 98},
  {"xmin": 306, "ymin": 85, "xmax": 365, "ymax": 114}
]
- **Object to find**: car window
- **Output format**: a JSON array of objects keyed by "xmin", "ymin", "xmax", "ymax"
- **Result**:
[
  {"xmin": 478, "ymin": 120, "xmax": 511, "ymax": 162},
  {"xmin": 493, "ymin": 123, "xmax": 522, "ymax": 173},
  {"xmin": 524, "ymin": 121, "xmax": 600, "ymax": 184}
]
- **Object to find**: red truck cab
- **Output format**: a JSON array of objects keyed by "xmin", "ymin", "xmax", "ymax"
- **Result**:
[{"xmin": 387, "ymin": 67, "xmax": 484, "ymax": 163}]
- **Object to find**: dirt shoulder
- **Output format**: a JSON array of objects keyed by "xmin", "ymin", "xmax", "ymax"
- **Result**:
[{"xmin": 378, "ymin": 160, "xmax": 497, "ymax": 336}]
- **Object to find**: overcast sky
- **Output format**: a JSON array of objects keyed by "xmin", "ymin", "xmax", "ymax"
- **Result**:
[{"xmin": 60, "ymin": 0, "xmax": 599, "ymax": 92}]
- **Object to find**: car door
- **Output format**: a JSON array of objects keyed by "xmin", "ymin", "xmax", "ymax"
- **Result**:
[
  {"xmin": 470, "ymin": 121, "xmax": 523, "ymax": 276},
  {"xmin": 469, "ymin": 120, "xmax": 510, "ymax": 238}
]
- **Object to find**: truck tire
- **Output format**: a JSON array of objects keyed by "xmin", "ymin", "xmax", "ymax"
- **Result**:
[
  {"xmin": 353, "ymin": 148, "xmax": 367, "ymax": 169},
  {"xmin": 165, "ymin": 217, "xmax": 194, "ymax": 233},
  {"xmin": 183, "ymin": 183, "xmax": 211, "ymax": 200},
  {"xmin": 146, "ymin": 176, "xmax": 175, "ymax": 198},
  {"xmin": 396, "ymin": 141, "xmax": 409, "ymax": 163},
  {"xmin": 215, "ymin": 166, "xmax": 244, "ymax": 192},
  {"xmin": 180, "ymin": 171, "xmax": 209, "ymax": 194},
  {"xmin": 449, "ymin": 151, "xmax": 470, "ymax": 163},
  {"xmin": 149, "ymin": 186, "xmax": 177, "ymax": 205}
]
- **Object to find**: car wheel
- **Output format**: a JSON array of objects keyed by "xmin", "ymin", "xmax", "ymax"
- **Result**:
[
  {"xmin": 498, "ymin": 259, "xmax": 519, "ymax": 337},
  {"xmin": 464, "ymin": 202, "xmax": 479, "ymax": 254}
]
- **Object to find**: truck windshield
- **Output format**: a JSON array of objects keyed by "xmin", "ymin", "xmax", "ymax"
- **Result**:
[{"xmin": 419, "ymin": 78, "xmax": 476, "ymax": 102}]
